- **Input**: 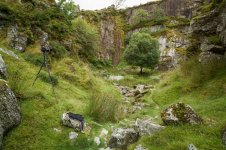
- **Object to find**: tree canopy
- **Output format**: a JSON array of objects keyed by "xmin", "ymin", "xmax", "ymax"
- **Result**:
[{"xmin": 124, "ymin": 32, "xmax": 160, "ymax": 73}]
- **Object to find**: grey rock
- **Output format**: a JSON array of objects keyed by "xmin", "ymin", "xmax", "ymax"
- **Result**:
[
  {"xmin": 69, "ymin": 132, "xmax": 78, "ymax": 140},
  {"xmin": 94, "ymin": 136, "xmax": 101, "ymax": 146},
  {"xmin": 161, "ymin": 103, "xmax": 202, "ymax": 125},
  {"xmin": 0, "ymin": 55, "xmax": 7, "ymax": 79},
  {"xmin": 0, "ymin": 48, "xmax": 19, "ymax": 59},
  {"xmin": 7, "ymin": 25, "xmax": 27, "ymax": 52},
  {"xmin": 134, "ymin": 144, "xmax": 148, "ymax": 150},
  {"xmin": 61, "ymin": 113, "xmax": 84, "ymax": 132},
  {"xmin": 187, "ymin": 144, "xmax": 197, "ymax": 150},
  {"xmin": 108, "ymin": 128, "xmax": 139, "ymax": 149},
  {"xmin": 0, "ymin": 80, "xmax": 21, "ymax": 149},
  {"xmin": 109, "ymin": 75, "xmax": 124, "ymax": 81},
  {"xmin": 134, "ymin": 118, "xmax": 164, "ymax": 136}
]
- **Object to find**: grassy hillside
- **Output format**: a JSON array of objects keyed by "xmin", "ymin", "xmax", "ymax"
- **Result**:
[{"xmin": 1, "ymin": 47, "xmax": 123, "ymax": 150}]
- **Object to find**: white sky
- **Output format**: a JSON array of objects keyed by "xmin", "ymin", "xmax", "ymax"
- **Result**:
[{"xmin": 73, "ymin": 0, "xmax": 154, "ymax": 10}]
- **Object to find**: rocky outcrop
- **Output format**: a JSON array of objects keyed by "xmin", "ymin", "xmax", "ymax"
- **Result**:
[
  {"xmin": 187, "ymin": 144, "xmax": 198, "ymax": 150},
  {"xmin": 100, "ymin": 16, "xmax": 123, "ymax": 65},
  {"xmin": 124, "ymin": 0, "xmax": 202, "ymax": 24},
  {"xmin": 223, "ymin": 128, "xmax": 226, "ymax": 146},
  {"xmin": 108, "ymin": 128, "xmax": 139, "ymax": 149},
  {"xmin": 0, "ymin": 79, "xmax": 21, "ymax": 149},
  {"xmin": 161, "ymin": 103, "xmax": 202, "ymax": 125},
  {"xmin": 7, "ymin": 25, "xmax": 28, "ymax": 52}
]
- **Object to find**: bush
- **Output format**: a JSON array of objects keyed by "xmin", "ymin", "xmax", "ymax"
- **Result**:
[
  {"xmin": 152, "ymin": 8, "xmax": 166, "ymax": 24},
  {"xmin": 131, "ymin": 9, "xmax": 150, "ymax": 25},
  {"xmin": 72, "ymin": 18, "xmax": 99, "ymax": 61},
  {"xmin": 124, "ymin": 32, "xmax": 160, "ymax": 74},
  {"xmin": 49, "ymin": 41, "xmax": 68, "ymax": 59},
  {"xmin": 24, "ymin": 53, "xmax": 43, "ymax": 66},
  {"xmin": 87, "ymin": 88, "xmax": 124, "ymax": 122}
]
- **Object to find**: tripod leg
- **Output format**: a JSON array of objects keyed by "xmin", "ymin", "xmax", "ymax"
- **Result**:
[
  {"xmin": 46, "ymin": 66, "xmax": 55, "ymax": 95},
  {"xmin": 32, "ymin": 64, "xmax": 44, "ymax": 86}
]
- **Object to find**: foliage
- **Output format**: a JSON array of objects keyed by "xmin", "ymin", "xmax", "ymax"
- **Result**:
[
  {"xmin": 124, "ymin": 32, "xmax": 160, "ymax": 73},
  {"xmin": 56, "ymin": 0, "xmax": 79, "ymax": 20},
  {"xmin": 49, "ymin": 41, "xmax": 68, "ymax": 59},
  {"xmin": 152, "ymin": 8, "xmax": 166, "ymax": 24},
  {"xmin": 208, "ymin": 35, "xmax": 221, "ymax": 45},
  {"xmin": 131, "ymin": 9, "xmax": 150, "ymax": 25},
  {"xmin": 72, "ymin": 18, "xmax": 99, "ymax": 61},
  {"xmin": 38, "ymin": 72, "xmax": 58, "ymax": 86}
]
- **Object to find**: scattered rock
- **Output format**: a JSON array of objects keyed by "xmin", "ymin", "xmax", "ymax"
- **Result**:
[
  {"xmin": 61, "ymin": 112, "xmax": 84, "ymax": 132},
  {"xmin": 187, "ymin": 144, "xmax": 197, "ymax": 150},
  {"xmin": 134, "ymin": 118, "xmax": 165, "ymax": 136},
  {"xmin": 99, "ymin": 147, "xmax": 112, "ymax": 150},
  {"xmin": 69, "ymin": 132, "xmax": 78, "ymax": 140},
  {"xmin": 134, "ymin": 144, "xmax": 148, "ymax": 150},
  {"xmin": 161, "ymin": 103, "xmax": 202, "ymax": 125},
  {"xmin": 108, "ymin": 128, "xmax": 139, "ymax": 149},
  {"xmin": 94, "ymin": 137, "xmax": 101, "ymax": 146},
  {"xmin": 109, "ymin": 75, "xmax": 124, "ymax": 81},
  {"xmin": 100, "ymin": 128, "xmax": 108, "ymax": 139},
  {"xmin": 53, "ymin": 128, "xmax": 61, "ymax": 133},
  {"xmin": 0, "ymin": 79, "xmax": 21, "ymax": 149}
]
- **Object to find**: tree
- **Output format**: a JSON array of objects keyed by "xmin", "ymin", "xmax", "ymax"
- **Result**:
[
  {"xmin": 131, "ymin": 9, "xmax": 149, "ymax": 25},
  {"xmin": 124, "ymin": 32, "xmax": 160, "ymax": 74}
]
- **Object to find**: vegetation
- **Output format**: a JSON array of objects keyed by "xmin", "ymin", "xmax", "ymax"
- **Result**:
[
  {"xmin": 131, "ymin": 9, "xmax": 150, "ymax": 25},
  {"xmin": 124, "ymin": 32, "xmax": 160, "ymax": 74}
]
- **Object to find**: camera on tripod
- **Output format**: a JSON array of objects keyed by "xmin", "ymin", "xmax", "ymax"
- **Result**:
[{"xmin": 41, "ymin": 42, "xmax": 51, "ymax": 54}]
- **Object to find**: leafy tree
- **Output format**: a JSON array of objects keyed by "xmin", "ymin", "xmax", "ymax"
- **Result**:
[
  {"xmin": 131, "ymin": 9, "xmax": 149, "ymax": 25},
  {"xmin": 124, "ymin": 32, "xmax": 160, "ymax": 74}
]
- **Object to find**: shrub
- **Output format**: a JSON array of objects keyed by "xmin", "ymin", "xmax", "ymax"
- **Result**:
[
  {"xmin": 124, "ymin": 32, "xmax": 160, "ymax": 74},
  {"xmin": 152, "ymin": 8, "xmax": 166, "ymax": 24},
  {"xmin": 72, "ymin": 18, "xmax": 99, "ymax": 61},
  {"xmin": 87, "ymin": 88, "xmax": 124, "ymax": 122},
  {"xmin": 49, "ymin": 41, "xmax": 68, "ymax": 59},
  {"xmin": 131, "ymin": 9, "xmax": 150, "ymax": 25}
]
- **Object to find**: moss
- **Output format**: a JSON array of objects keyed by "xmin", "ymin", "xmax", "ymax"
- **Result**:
[
  {"xmin": 208, "ymin": 35, "xmax": 221, "ymax": 45},
  {"xmin": 175, "ymin": 48, "xmax": 187, "ymax": 55}
]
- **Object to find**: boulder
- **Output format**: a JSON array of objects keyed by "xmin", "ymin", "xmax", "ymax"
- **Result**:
[
  {"xmin": 0, "ymin": 79, "xmax": 21, "ymax": 149},
  {"xmin": 94, "ymin": 136, "xmax": 101, "ymax": 146},
  {"xmin": 134, "ymin": 118, "xmax": 165, "ymax": 136},
  {"xmin": 7, "ymin": 25, "xmax": 27, "ymax": 52},
  {"xmin": 0, "ymin": 48, "xmax": 19, "ymax": 59},
  {"xmin": 161, "ymin": 103, "xmax": 202, "ymax": 125},
  {"xmin": 61, "ymin": 112, "xmax": 84, "ymax": 132},
  {"xmin": 108, "ymin": 128, "xmax": 139, "ymax": 149}
]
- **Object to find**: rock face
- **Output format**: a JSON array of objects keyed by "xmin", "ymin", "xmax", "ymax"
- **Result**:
[
  {"xmin": 7, "ymin": 25, "xmax": 28, "ymax": 52},
  {"xmin": 108, "ymin": 128, "xmax": 139, "ymax": 149},
  {"xmin": 187, "ymin": 144, "xmax": 198, "ymax": 150},
  {"xmin": 0, "ymin": 80, "xmax": 21, "ymax": 149},
  {"xmin": 100, "ymin": 16, "xmax": 123, "ymax": 65},
  {"xmin": 61, "ymin": 112, "xmax": 84, "ymax": 132},
  {"xmin": 134, "ymin": 118, "xmax": 164, "ymax": 136},
  {"xmin": 161, "ymin": 103, "xmax": 202, "ymax": 125}
]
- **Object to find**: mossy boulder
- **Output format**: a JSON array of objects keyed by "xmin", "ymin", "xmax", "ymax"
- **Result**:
[
  {"xmin": 161, "ymin": 102, "xmax": 202, "ymax": 125},
  {"xmin": 0, "ymin": 79, "xmax": 21, "ymax": 149},
  {"xmin": 223, "ymin": 126, "xmax": 226, "ymax": 145}
]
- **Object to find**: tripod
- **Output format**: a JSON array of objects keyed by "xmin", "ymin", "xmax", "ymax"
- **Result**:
[{"xmin": 32, "ymin": 51, "xmax": 55, "ymax": 95}]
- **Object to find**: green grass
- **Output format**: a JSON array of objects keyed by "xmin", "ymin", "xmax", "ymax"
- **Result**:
[
  {"xmin": 129, "ymin": 58, "xmax": 226, "ymax": 150},
  {"xmin": 1, "ymin": 51, "xmax": 122, "ymax": 150}
]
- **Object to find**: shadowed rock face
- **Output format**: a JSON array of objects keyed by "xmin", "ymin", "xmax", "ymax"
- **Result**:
[{"xmin": 0, "ymin": 80, "xmax": 21, "ymax": 149}]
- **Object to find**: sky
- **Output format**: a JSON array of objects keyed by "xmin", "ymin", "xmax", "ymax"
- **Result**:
[{"xmin": 73, "ymin": 0, "xmax": 154, "ymax": 10}]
